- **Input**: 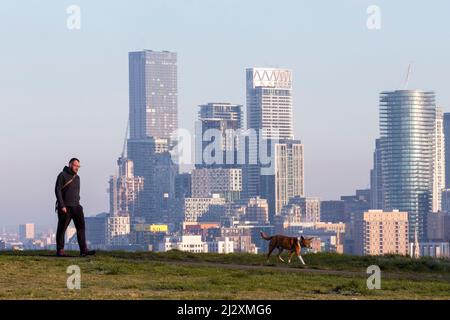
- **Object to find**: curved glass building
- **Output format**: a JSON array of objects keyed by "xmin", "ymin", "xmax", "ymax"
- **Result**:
[{"xmin": 380, "ymin": 90, "xmax": 436, "ymax": 241}]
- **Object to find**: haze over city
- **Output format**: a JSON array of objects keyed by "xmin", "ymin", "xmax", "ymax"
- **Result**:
[{"xmin": 1, "ymin": 0, "xmax": 450, "ymax": 229}]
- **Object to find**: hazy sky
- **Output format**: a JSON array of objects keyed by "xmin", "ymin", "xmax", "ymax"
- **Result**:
[{"xmin": 1, "ymin": 0, "xmax": 449, "ymax": 229}]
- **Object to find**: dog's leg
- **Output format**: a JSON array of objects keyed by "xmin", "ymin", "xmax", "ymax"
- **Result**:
[
  {"xmin": 277, "ymin": 248, "xmax": 285, "ymax": 262},
  {"xmin": 298, "ymin": 254, "xmax": 306, "ymax": 265},
  {"xmin": 266, "ymin": 245, "xmax": 275, "ymax": 262},
  {"xmin": 288, "ymin": 251, "xmax": 294, "ymax": 263}
]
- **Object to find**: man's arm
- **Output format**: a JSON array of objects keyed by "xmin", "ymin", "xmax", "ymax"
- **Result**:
[{"xmin": 54, "ymin": 173, "xmax": 66, "ymax": 209}]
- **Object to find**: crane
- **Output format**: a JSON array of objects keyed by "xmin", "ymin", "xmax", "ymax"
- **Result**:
[
  {"xmin": 121, "ymin": 117, "xmax": 129, "ymax": 159},
  {"xmin": 403, "ymin": 62, "xmax": 413, "ymax": 89}
]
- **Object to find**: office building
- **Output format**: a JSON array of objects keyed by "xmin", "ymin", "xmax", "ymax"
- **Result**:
[
  {"xmin": 85, "ymin": 213, "xmax": 108, "ymax": 249},
  {"xmin": 245, "ymin": 197, "xmax": 269, "ymax": 224},
  {"xmin": 175, "ymin": 173, "xmax": 192, "ymax": 199},
  {"xmin": 320, "ymin": 200, "xmax": 346, "ymax": 223},
  {"xmin": 287, "ymin": 196, "xmax": 320, "ymax": 223},
  {"xmin": 183, "ymin": 195, "xmax": 226, "ymax": 222},
  {"xmin": 442, "ymin": 189, "xmax": 450, "ymax": 213},
  {"xmin": 260, "ymin": 139, "xmax": 304, "ymax": 221},
  {"xmin": 19, "ymin": 224, "xmax": 35, "ymax": 241},
  {"xmin": 127, "ymin": 138, "xmax": 178, "ymax": 223},
  {"xmin": 195, "ymin": 102, "xmax": 243, "ymax": 171},
  {"xmin": 191, "ymin": 168, "xmax": 242, "ymax": 202}
]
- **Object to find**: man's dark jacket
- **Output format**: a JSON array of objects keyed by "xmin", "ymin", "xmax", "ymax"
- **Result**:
[{"xmin": 55, "ymin": 166, "xmax": 80, "ymax": 209}]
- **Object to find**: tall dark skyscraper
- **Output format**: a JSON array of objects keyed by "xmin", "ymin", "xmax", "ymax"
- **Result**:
[
  {"xmin": 444, "ymin": 113, "xmax": 450, "ymax": 189},
  {"xmin": 128, "ymin": 50, "xmax": 177, "ymax": 140},
  {"xmin": 379, "ymin": 90, "xmax": 436, "ymax": 240},
  {"xmin": 370, "ymin": 138, "xmax": 383, "ymax": 209},
  {"xmin": 127, "ymin": 50, "xmax": 178, "ymax": 224}
]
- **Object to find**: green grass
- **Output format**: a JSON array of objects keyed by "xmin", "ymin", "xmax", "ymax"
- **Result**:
[{"xmin": 0, "ymin": 250, "xmax": 449, "ymax": 299}]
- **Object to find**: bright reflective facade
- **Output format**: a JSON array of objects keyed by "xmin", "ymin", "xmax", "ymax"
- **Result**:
[{"xmin": 380, "ymin": 90, "xmax": 436, "ymax": 240}]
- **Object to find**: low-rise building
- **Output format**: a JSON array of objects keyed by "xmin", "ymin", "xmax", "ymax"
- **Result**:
[
  {"xmin": 191, "ymin": 168, "xmax": 242, "ymax": 202},
  {"xmin": 106, "ymin": 214, "xmax": 130, "ymax": 246},
  {"xmin": 207, "ymin": 237, "xmax": 234, "ymax": 254},
  {"xmin": 419, "ymin": 241, "xmax": 450, "ymax": 258},
  {"xmin": 287, "ymin": 196, "xmax": 321, "ymax": 223},
  {"xmin": 427, "ymin": 211, "xmax": 450, "ymax": 241},
  {"xmin": 207, "ymin": 227, "xmax": 258, "ymax": 254},
  {"xmin": 183, "ymin": 194, "xmax": 226, "ymax": 222},
  {"xmin": 157, "ymin": 235, "xmax": 208, "ymax": 253}
]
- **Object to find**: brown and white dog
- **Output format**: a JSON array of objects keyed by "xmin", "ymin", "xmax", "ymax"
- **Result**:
[{"xmin": 260, "ymin": 231, "xmax": 313, "ymax": 265}]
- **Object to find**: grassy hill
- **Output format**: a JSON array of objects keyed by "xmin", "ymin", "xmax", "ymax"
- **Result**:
[{"xmin": 1, "ymin": 250, "xmax": 450, "ymax": 299}]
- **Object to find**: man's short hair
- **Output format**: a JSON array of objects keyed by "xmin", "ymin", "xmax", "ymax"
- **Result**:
[{"xmin": 69, "ymin": 158, "xmax": 80, "ymax": 164}]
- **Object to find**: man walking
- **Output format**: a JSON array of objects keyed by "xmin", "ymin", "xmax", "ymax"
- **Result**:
[{"xmin": 54, "ymin": 158, "xmax": 95, "ymax": 257}]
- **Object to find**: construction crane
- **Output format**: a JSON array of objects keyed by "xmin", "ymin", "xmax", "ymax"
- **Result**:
[
  {"xmin": 121, "ymin": 117, "xmax": 129, "ymax": 159},
  {"xmin": 403, "ymin": 62, "xmax": 413, "ymax": 89}
]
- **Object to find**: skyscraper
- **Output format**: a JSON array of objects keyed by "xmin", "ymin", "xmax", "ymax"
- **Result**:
[
  {"xmin": 370, "ymin": 138, "xmax": 383, "ymax": 209},
  {"xmin": 432, "ymin": 107, "xmax": 445, "ymax": 212},
  {"xmin": 128, "ymin": 50, "xmax": 177, "ymax": 141},
  {"xmin": 260, "ymin": 139, "xmax": 305, "ymax": 221},
  {"xmin": 246, "ymin": 68, "xmax": 293, "ymax": 140},
  {"xmin": 196, "ymin": 102, "xmax": 243, "ymax": 168},
  {"xmin": 443, "ymin": 113, "xmax": 450, "ymax": 188},
  {"xmin": 198, "ymin": 102, "xmax": 242, "ymax": 127},
  {"xmin": 126, "ymin": 139, "xmax": 158, "ymax": 221},
  {"xmin": 380, "ymin": 90, "xmax": 436, "ymax": 240},
  {"xmin": 127, "ymin": 138, "xmax": 178, "ymax": 224},
  {"xmin": 244, "ymin": 67, "xmax": 294, "ymax": 199},
  {"xmin": 127, "ymin": 50, "xmax": 179, "ymax": 224}
]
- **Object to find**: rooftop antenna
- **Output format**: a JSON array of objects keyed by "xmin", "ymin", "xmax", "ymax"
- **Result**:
[{"xmin": 403, "ymin": 62, "xmax": 413, "ymax": 89}]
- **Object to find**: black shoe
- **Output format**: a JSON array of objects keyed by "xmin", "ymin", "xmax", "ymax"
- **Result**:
[{"xmin": 80, "ymin": 250, "xmax": 96, "ymax": 257}]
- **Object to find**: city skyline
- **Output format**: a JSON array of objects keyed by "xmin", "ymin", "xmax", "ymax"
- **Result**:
[{"xmin": 1, "ymin": 1, "xmax": 450, "ymax": 227}]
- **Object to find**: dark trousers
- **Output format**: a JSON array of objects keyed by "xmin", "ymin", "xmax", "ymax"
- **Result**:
[{"xmin": 56, "ymin": 205, "xmax": 87, "ymax": 253}]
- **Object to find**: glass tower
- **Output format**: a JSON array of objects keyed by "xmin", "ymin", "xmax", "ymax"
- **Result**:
[
  {"xmin": 128, "ymin": 50, "xmax": 177, "ymax": 140},
  {"xmin": 380, "ymin": 90, "xmax": 436, "ymax": 240}
]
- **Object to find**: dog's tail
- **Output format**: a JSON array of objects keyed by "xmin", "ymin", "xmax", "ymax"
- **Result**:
[{"xmin": 260, "ymin": 231, "xmax": 273, "ymax": 241}]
